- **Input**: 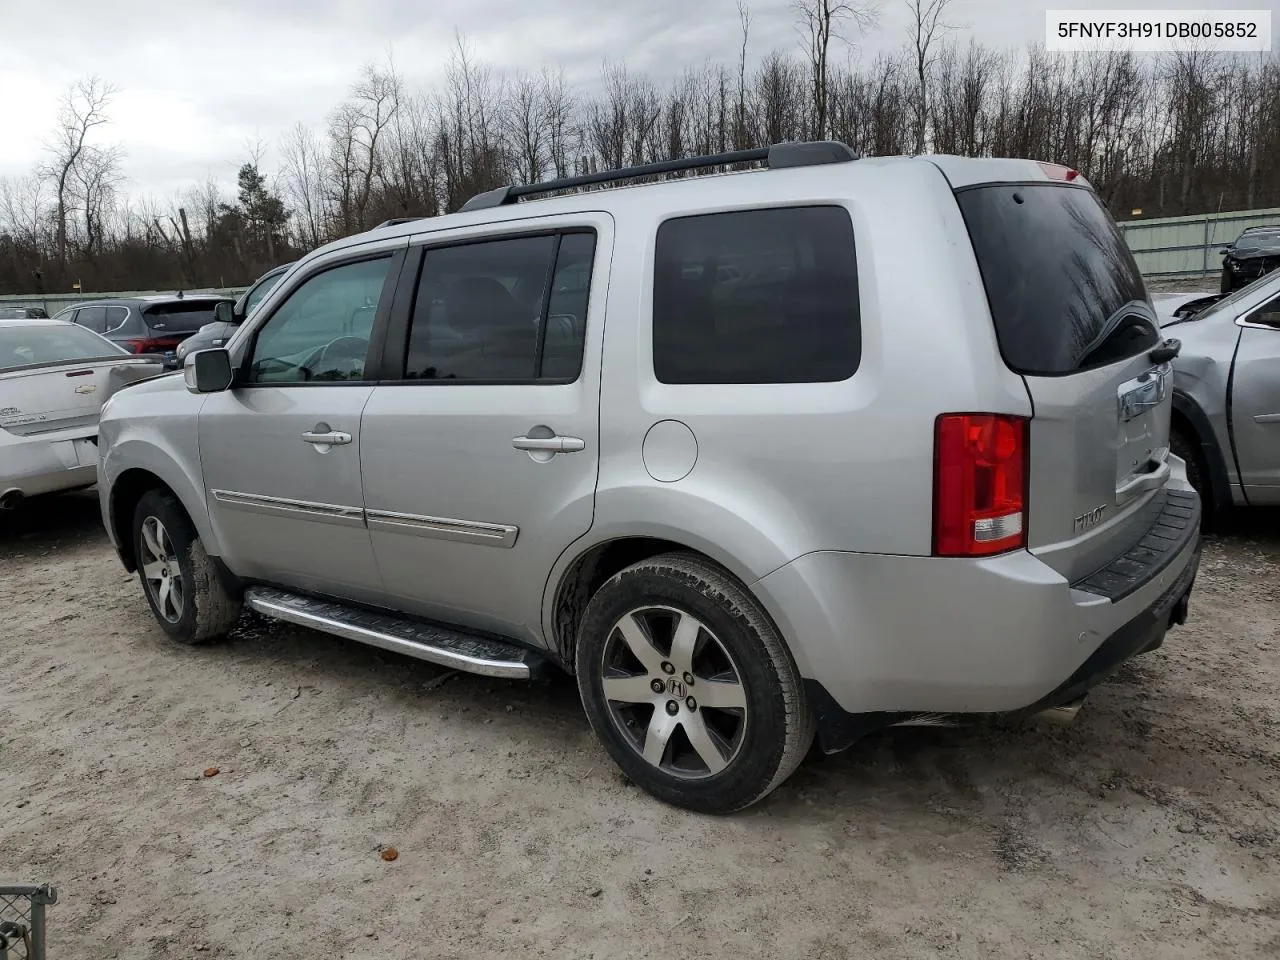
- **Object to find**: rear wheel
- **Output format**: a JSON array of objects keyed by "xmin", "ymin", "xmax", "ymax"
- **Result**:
[
  {"xmin": 132, "ymin": 489, "xmax": 241, "ymax": 644},
  {"xmin": 575, "ymin": 553, "xmax": 814, "ymax": 813},
  {"xmin": 1170, "ymin": 427, "xmax": 1216, "ymax": 527}
]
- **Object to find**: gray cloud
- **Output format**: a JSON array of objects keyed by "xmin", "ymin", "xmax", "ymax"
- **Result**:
[{"xmin": 0, "ymin": 0, "xmax": 1242, "ymax": 195}]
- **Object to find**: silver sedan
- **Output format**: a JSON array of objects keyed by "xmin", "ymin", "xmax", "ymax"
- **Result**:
[{"xmin": 1, "ymin": 319, "xmax": 165, "ymax": 510}]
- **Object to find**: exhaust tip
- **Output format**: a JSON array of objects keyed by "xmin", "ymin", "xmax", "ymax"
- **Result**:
[
  {"xmin": 0, "ymin": 488, "xmax": 24, "ymax": 511},
  {"xmin": 1035, "ymin": 696, "xmax": 1086, "ymax": 726}
]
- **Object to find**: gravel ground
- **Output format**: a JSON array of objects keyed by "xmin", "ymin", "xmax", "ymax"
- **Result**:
[{"xmin": 1, "ymin": 491, "xmax": 1277, "ymax": 960}]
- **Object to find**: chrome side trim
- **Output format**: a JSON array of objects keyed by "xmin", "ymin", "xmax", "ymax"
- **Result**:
[
  {"xmin": 365, "ymin": 508, "xmax": 518, "ymax": 548},
  {"xmin": 243, "ymin": 588, "xmax": 531, "ymax": 679},
  {"xmin": 210, "ymin": 489, "xmax": 366, "ymax": 528}
]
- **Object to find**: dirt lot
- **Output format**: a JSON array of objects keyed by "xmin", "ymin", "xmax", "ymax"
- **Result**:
[{"xmin": 2, "ymin": 492, "xmax": 1277, "ymax": 960}]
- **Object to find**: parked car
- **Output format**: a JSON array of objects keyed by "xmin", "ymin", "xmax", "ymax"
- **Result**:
[
  {"xmin": 175, "ymin": 263, "xmax": 295, "ymax": 363},
  {"xmin": 1219, "ymin": 225, "xmax": 1280, "ymax": 293},
  {"xmin": 52, "ymin": 293, "xmax": 234, "ymax": 368},
  {"xmin": 0, "ymin": 305, "xmax": 50, "ymax": 319},
  {"xmin": 1158, "ymin": 268, "xmax": 1280, "ymax": 519},
  {"xmin": 98, "ymin": 143, "xmax": 1200, "ymax": 813},
  {"xmin": 1, "ymin": 319, "xmax": 164, "ymax": 510}
]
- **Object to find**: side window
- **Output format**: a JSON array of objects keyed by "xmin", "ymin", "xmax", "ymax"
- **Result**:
[
  {"xmin": 53, "ymin": 308, "xmax": 77, "ymax": 323},
  {"xmin": 75, "ymin": 306, "xmax": 108, "ymax": 334},
  {"xmin": 652, "ymin": 206, "xmax": 860, "ymax": 384},
  {"xmin": 404, "ymin": 231, "xmax": 595, "ymax": 382},
  {"xmin": 1246, "ymin": 292, "xmax": 1280, "ymax": 329},
  {"xmin": 248, "ymin": 257, "xmax": 392, "ymax": 384},
  {"xmin": 103, "ymin": 306, "xmax": 130, "ymax": 333}
]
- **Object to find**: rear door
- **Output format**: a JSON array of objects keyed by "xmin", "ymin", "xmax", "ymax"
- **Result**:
[
  {"xmin": 955, "ymin": 182, "xmax": 1175, "ymax": 582},
  {"xmin": 359, "ymin": 217, "xmax": 609, "ymax": 644}
]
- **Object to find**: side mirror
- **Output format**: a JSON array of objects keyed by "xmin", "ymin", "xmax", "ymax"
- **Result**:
[
  {"xmin": 1219, "ymin": 248, "xmax": 1229, "ymax": 256},
  {"xmin": 213, "ymin": 301, "xmax": 237, "ymax": 324},
  {"xmin": 183, "ymin": 348, "xmax": 234, "ymax": 394}
]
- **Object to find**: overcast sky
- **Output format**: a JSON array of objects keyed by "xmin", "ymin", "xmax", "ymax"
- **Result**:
[{"xmin": 0, "ymin": 0, "xmax": 1272, "ymax": 199}]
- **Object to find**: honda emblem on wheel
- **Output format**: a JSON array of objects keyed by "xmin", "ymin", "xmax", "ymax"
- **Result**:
[{"xmin": 667, "ymin": 677, "xmax": 686, "ymax": 699}]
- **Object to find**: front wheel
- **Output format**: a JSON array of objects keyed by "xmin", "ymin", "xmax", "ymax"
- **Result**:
[
  {"xmin": 1220, "ymin": 267, "xmax": 1234, "ymax": 294},
  {"xmin": 132, "ymin": 489, "xmax": 241, "ymax": 644},
  {"xmin": 575, "ymin": 553, "xmax": 814, "ymax": 813}
]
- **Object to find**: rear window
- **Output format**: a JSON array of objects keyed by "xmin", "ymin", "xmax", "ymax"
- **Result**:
[
  {"xmin": 956, "ymin": 184, "xmax": 1153, "ymax": 376},
  {"xmin": 142, "ymin": 301, "xmax": 227, "ymax": 333},
  {"xmin": 0, "ymin": 324, "xmax": 127, "ymax": 371},
  {"xmin": 652, "ymin": 206, "xmax": 860, "ymax": 384}
]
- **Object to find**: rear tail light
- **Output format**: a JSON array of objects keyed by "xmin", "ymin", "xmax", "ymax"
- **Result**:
[
  {"xmin": 933, "ymin": 413, "xmax": 1028, "ymax": 557},
  {"xmin": 1037, "ymin": 161, "xmax": 1084, "ymax": 184},
  {"xmin": 123, "ymin": 338, "xmax": 169, "ymax": 354}
]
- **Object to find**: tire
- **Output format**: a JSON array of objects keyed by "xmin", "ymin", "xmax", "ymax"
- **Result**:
[
  {"xmin": 1220, "ymin": 267, "xmax": 1233, "ymax": 294},
  {"xmin": 575, "ymin": 552, "xmax": 814, "ymax": 814},
  {"xmin": 1170, "ymin": 427, "xmax": 1216, "ymax": 528},
  {"xmin": 132, "ymin": 489, "xmax": 241, "ymax": 644}
]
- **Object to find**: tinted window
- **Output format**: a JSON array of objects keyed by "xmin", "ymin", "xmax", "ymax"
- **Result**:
[
  {"xmin": 103, "ymin": 305, "xmax": 130, "ymax": 333},
  {"xmin": 0, "ymin": 323, "xmax": 126, "ymax": 370},
  {"xmin": 956, "ymin": 184, "xmax": 1154, "ymax": 376},
  {"xmin": 249, "ymin": 257, "xmax": 392, "ymax": 384},
  {"xmin": 143, "ymin": 301, "xmax": 226, "ymax": 333},
  {"xmin": 75, "ymin": 306, "xmax": 109, "ymax": 334},
  {"xmin": 652, "ymin": 206, "xmax": 860, "ymax": 384},
  {"xmin": 1246, "ymin": 292, "xmax": 1280, "ymax": 329},
  {"xmin": 404, "ymin": 231, "xmax": 595, "ymax": 382}
]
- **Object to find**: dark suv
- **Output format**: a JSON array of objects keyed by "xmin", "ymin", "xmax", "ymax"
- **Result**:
[
  {"xmin": 176, "ymin": 263, "xmax": 294, "ymax": 363},
  {"xmin": 52, "ymin": 294, "xmax": 233, "ymax": 367},
  {"xmin": 1220, "ymin": 226, "xmax": 1280, "ymax": 292}
]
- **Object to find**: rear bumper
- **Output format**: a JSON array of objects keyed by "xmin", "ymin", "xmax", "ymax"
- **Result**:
[
  {"xmin": 753, "ymin": 481, "xmax": 1201, "ymax": 750},
  {"xmin": 0, "ymin": 434, "xmax": 99, "ymax": 501}
]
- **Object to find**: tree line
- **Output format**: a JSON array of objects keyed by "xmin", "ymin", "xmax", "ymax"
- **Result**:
[{"xmin": 2, "ymin": 0, "xmax": 1278, "ymax": 296}]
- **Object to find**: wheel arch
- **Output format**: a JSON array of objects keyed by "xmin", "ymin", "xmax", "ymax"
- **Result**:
[
  {"xmin": 1171, "ymin": 390, "xmax": 1234, "ymax": 514},
  {"xmin": 545, "ymin": 531, "xmax": 787, "ymax": 673},
  {"xmin": 104, "ymin": 440, "xmax": 216, "ymax": 572}
]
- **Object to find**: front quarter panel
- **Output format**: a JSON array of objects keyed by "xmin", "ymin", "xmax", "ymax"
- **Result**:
[
  {"xmin": 1171, "ymin": 313, "xmax": 1243, "ymax": 495},
  {"xmin": 98, "ymin": 373, "xmax": 215, "ymax": 559}
]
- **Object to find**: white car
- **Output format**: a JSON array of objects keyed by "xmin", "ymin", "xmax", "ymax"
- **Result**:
[{"xmin": 0, "ymin": 319, "xmax": 164, "ymax": 510}]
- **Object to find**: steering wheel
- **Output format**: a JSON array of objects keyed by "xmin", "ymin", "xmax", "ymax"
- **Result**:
[{"xmin": 314, "ymin": 336, "xmax": 369, "ymax": 378}]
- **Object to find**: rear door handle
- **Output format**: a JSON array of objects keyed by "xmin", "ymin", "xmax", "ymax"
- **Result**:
[
  {"xmin": 302, "ymin": 430, "xmax": 352, "ymax": 446},
  {"xmin": 512, "ymin": 435, "xmax": 585, "ymax": 453}
]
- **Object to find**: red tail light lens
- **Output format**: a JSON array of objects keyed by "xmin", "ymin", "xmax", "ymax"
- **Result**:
[
  {"xmin": 124, "ymin": 338, "xmax": 168, "ymax": 354},
  {"xmin": 933, "ymin": 414, "xmax": 1028, "ymax": 557},
  {"xmin": 1037, "ymin": 161, "xmax": 1082, "ymax": 183}
]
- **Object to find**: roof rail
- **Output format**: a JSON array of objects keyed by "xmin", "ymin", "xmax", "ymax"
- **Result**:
[
  {"xmin": 373, "ymin": 216, "xmax": 426, "ymax": 229},
  {"xmin": 460, "ymin": 140, "xmax": 859, "ymax": 213}
]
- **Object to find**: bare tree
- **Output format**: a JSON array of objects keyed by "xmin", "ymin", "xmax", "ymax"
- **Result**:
[
  {"xmin": 280, "ymin": 123, "xmax": 329, "ymax": 246},
  {"xmin": 541, "ymin": 67, "xmax": 579, "ymax": 179},
  {"xmin": 794, "ymin": 0, "xmax": 879, "ymax": 139},
  {"xmin": 905, "ymin": 0, "xmax": 953, "ymax": 153},
  {"xmin": 735, "ymin": 1, "xmax": 753, "ymax": 148},
  {"xmin": 505, "ymin": 72, "xmax": 549, "ymax": 184},
  {"xmin": 42, "ymin": 76, "xmax": 116, "ymax": 276}
]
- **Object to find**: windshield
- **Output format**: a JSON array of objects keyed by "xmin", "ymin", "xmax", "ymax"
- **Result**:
[
  {"xmin": 1234, "ymin": 230, "xmax": 1280, "ymax": 252},
  {"xmin": 0, "ymin": 323, "xmax": 127, "ymax": 371},
  {"xmin": 142, "ymin": 300, "xmax": 228, "ymax": 333}
]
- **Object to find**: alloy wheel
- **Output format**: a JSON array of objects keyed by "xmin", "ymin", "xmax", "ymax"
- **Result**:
[
  {"xmin": 599, "ymin": 605, "xmax": 748, "ymax": 779},
  {"xmin": 140, "ymin": 516, "xmax": 184, "ymax": 624}
]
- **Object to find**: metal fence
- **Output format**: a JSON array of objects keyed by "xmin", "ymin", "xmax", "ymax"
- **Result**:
[
  {"xmin": 0, "ymin": 288, "xmax": 248, "ymax": 316},
  {"xmin": 0, "ymin": 886, "xmax": 56, "ymax": 960},
  {"xmin": 1117, "ymin": 207, "xmax": 1280, "ymax": 279}
]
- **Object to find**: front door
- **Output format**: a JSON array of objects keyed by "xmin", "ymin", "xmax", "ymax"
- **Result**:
[
  {"xmin": 200, "ymin": 247, "xmax": 403, "ymax": 602},
  {"xmin": 1231, "ymin": 291, "xmax": 1280, "ymax": 504},
  {"xmin": 360, "ymin": 217, "xmax": 610, "ymax": 644}
]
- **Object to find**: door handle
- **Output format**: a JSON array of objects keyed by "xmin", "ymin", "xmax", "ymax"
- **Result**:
[
  {"xmin": 302, "ymin": 430, "xmax": 352, "ymax": 446},
  {"xmin": 512, "ymin": 435, "xmax": 585, "ymax": 453}
]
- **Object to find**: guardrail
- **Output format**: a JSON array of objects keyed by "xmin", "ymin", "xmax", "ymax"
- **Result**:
[{"xmin": 0, "ymin": 288, "xmax": 248, "ymax": 315}]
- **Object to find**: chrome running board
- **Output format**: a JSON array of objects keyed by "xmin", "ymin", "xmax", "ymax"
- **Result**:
[{"xmin": 243, "ymin": 586, "xmax": 540, "ymax": 680}]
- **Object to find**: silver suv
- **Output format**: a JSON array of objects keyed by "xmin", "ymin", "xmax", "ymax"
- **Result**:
[{"xmin": 98, "ymin": 143, "xmax": 1201, "ymax": 813}]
